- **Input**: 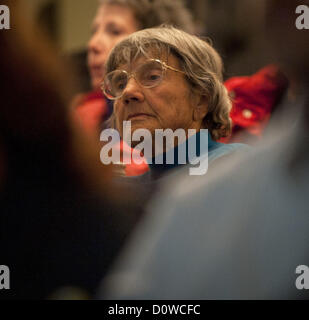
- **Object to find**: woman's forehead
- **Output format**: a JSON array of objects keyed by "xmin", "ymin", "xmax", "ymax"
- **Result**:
[
  {"xmin": 115, "ymin": 51, "xmax": 176, "ymax": 71},
  {"xmin": 94, "ymin": 4, "xmax": 137, "ymax": 26}
]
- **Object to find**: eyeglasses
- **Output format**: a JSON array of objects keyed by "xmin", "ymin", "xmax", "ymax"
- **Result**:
[{"xmin": 101, "ymin": 59, "xmax": 185, "ymax": 100}]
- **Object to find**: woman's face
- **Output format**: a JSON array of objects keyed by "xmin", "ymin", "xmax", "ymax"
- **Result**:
[
  {"xmin": 113, "ymin": 53, "xmax": 206, "ymax": 143},
  {"xmin": 88, "ymin": 4, "xmax": 139, "ymax": 90}
]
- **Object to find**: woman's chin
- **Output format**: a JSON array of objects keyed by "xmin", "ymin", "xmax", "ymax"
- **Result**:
[{"xmin": 91, "ymin": 78, "xmax": 103, "ymax": 92}]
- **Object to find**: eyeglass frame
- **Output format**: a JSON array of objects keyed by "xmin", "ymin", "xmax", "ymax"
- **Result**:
[{"xmin": 101, "ymin": 58, "xmax": 186, "ymax": 100}]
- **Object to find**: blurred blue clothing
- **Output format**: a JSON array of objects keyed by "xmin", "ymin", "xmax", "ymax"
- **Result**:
[
  {"xmin": 116, "ymin": 131, "xmax": 248, "ymax": 212},
  {"xmin": 146, "ymin": 131, "xmax": 248, "ymax": 180}
]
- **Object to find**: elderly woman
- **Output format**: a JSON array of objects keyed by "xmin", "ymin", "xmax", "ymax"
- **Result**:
[
  {"xmin": 76, "ymin": 0, "xmax": 195, "ymax": 176},
  {"xmin": 76, "ymin": 0, "xmax": 195, "ymax": 136},
  {"xmin": 101, "ymin": 26, "xmax": 247, "ymax": 179}
]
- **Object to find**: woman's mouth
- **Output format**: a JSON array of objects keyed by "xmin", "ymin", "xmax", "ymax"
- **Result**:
[
  {"xmin": 90, "ymin": 65, "xmax": 103, "ymax": 74},
  {"xmin": 127, "ymin": 113, "xmax": 153, "ymax": 120}
]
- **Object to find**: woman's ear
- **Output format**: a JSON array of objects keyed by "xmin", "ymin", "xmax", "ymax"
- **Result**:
[{"xmin": 193, "ymin": 94, "xmax": 208, "ymax": 122}]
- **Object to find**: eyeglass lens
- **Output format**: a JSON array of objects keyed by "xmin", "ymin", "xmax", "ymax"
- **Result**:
[{"xmin": 104, "ymin": 60, "xmax": 164, "ymax": 99}]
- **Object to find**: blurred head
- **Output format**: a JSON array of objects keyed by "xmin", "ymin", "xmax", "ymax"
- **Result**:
[
  {"xmin": 0, "ymin": 0, "xmax": 111, "ymax": 194},
  {"xmin": 88, "ymin": 0, "xmax": 195, "ymax": 89},
  {"xmin": 104, "ymin": 26, "xmax": 232, "ymax": 142}
]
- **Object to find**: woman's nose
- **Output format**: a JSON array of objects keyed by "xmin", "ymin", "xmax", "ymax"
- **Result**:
[
  {"xmin": 88, "ymin": 32, "xmax": 102, "ymax": 54},
  {"xmin": 122, "ymin": 77, "xmax": 144, "ymax": 105}
]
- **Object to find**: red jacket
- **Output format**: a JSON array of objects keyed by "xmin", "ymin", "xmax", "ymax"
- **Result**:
[{"xmin": 221, "ymin": 65, "xmax": 288, "ymax": 144}]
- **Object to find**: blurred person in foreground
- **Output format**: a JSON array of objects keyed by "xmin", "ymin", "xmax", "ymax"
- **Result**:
[
  {"xmin": 0, "ymin": 0, "xmax": 141, "ymax": 300},
  {"xmin": 100, "ymin": 0, "xmax": 309, "ymax": 299},
  {"xmin": 101, "ymin": 26, "xmax": 248, "ymax": 181}
]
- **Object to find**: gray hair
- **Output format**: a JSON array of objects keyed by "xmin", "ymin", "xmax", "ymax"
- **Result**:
[
  {"xmin": 99, "ymin": 0, "xmax": 195, "ymax": 34},
  {"xmin": 106, "ymin": 26, "xmax": 232, "ymax": 140}
]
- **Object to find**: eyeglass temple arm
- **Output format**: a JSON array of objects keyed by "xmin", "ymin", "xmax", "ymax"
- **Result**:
[{"xmin": 162, "ymin": 62, "xmax": 185, "ymax": 75}]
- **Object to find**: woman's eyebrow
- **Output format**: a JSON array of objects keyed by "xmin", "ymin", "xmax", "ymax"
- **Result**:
[
  {"xmin": 105, "ymin": 21, "xmax": 119, "ymax": 28},
  {"xmin": 105, "ymin": 21, "xmax": 126, "ymax": 30},
  {"xmin": 114, "ymin": 63, "xmax": 129, "ymax": 72}
]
